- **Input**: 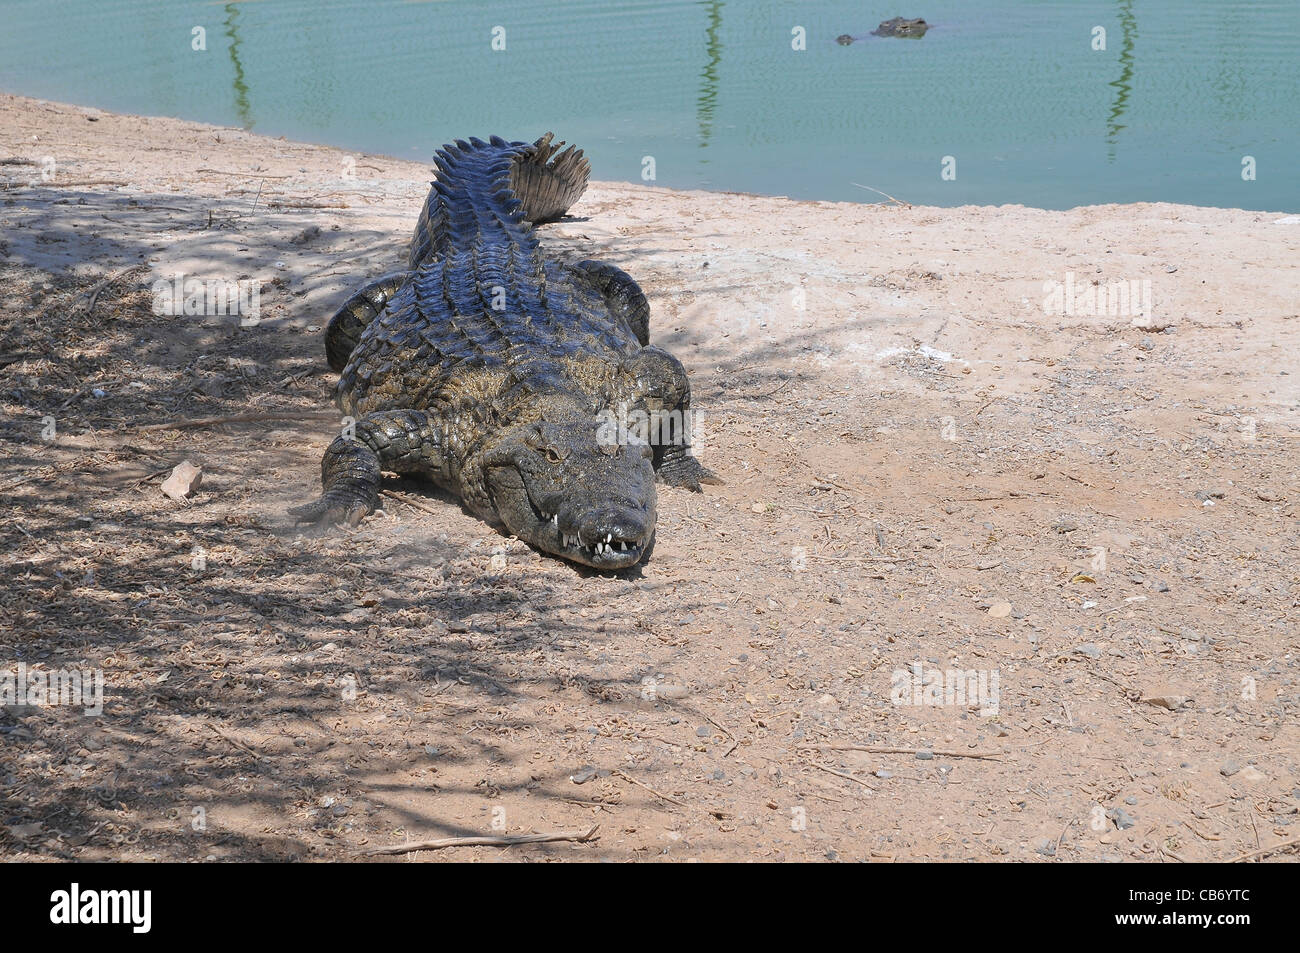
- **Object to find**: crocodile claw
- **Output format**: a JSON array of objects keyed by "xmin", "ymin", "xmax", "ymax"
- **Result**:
[
  {"xmin": 288, "ymin": 488, "xmax": 376, "ymax": 531},
  {"xmin": 656, "ymin": 454, "xmax": 723, "ymax": 492}
]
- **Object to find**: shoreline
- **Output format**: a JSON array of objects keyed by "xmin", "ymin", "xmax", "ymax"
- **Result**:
[{"xmin": 2, "ymin": 92, "xmax": 1294, "ymax": 218}]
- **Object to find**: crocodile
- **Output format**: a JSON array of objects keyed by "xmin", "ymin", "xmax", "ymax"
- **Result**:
[
  {"xmin": 872, "ymin": 17, "xmax": 928, "ymax": 37},
  {"xmin": 837, "ymin": 17, "xmax": 929, "ymax": 44},
  {"xmin": 290, "ymin": 133, "xmax": 718, "ymax": 569}
]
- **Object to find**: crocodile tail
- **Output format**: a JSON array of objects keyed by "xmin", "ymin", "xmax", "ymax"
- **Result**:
[
  {"xmin": 408, "ymin": 134, "xmax": 588, "ymax": 269},
  {"xmin": 509, "ymin": 132, "xmax": 590, "ymax": 225}
]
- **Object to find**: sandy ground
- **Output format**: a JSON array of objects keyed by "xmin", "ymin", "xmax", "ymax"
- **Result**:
[{"xmin": 1, "ymin": 93, "xmax": 1298, "ymax": 863}]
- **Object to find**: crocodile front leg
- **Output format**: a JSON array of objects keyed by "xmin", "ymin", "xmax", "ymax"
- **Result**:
[
  {"xmin": 621, "ymin": 346, "xmax": 720, "ymax": 491},
  {"xmin": 289, "ymin": 409, "xmax": 445, "ymax": 528}
]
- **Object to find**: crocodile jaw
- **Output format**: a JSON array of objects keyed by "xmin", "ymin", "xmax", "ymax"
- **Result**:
[
  {"xmin": 487, "ymin": 466, "xmax": 656, "ymax": 569},
  {"xmin": 481, "ymin": 421, "xmax": 657, "ymax": 569}
]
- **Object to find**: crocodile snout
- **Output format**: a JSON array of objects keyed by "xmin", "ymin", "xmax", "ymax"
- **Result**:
[{"xmin": 577, "ymin": 507, "xmax": 651, "ymax": 554}]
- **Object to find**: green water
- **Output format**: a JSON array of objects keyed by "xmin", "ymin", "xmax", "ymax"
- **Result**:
[{"xmin": 1, "ymin": 0, "xmax": 1296, "ymax": 210}]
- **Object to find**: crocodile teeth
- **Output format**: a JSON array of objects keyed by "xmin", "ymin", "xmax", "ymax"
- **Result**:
[
  {"xmin": 551, "ymin": 514, "xmax": 558, "ymax": 526},
  {"xmin": 604, "ymin": 534, "xmax": 611, "ymax": 544},
  {"xmin": 619, "ymin": 541, "xmax": 628, "ymax": 551}
]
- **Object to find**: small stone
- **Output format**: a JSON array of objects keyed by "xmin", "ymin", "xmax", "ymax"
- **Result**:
[
  {"xmin": 160, "ymin": 460, "xmax": 202, "ymax": 501},
  {"xmin": 875, "ymin": 769, "xmax": 893, "ymax": 779},
  {"xmin": 570, "ymin": 766, "xmax": 598, "ymax": 784},
  {"xmin": 696, "ymin": 726, "xmax": 711, "ymax": 738},
  {"xmin": 1108, "ymin": 807, "xmax": 1136, "ymax": 830},
  {"xmin": 1220, "ymin": 760, "xmax": 1241, "ymax": 777},
  {"xmin": 1141, "ymin": 693, "xmax": 1189, "ymax": 711},
  {"xmin": 1124, "ymin": 796, "xmax": 1138, "ymax": 805},
  {"xmin": 915, "ymin": 749, "xmax": 935, "ymax": 760},
  {"xmin": 1154, "ymin": 580, "xmax": 1169, "ymax": 593},
  {"xmin": 1074, "ymin": 643, "xmax": 1102, "ymax": 659},
  {"xmin": 987, "ymin": 602, "xmax": 1012, "ymax": 619},
  {"xmin": 289, "ymin": 225, "xmax": 321, "ymax": 245}
]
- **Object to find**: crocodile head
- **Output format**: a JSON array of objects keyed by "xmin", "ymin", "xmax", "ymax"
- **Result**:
[
  {"xmin": 871, "ymin": 17, "xmax": 928, "ymax": 37},
  {"xmin": 481, "ymin": 412, "xmax": 657, "ymax": 570}
]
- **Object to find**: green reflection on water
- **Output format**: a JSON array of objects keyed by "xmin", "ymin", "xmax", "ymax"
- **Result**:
[
  {"xmin": 1106, "ymin": 0, "xmax": 1136, "ymax": 159},
  {"xmin": 696, "ymin": 0, "xmax": 723, "ymax": 154},
  {"xmin": 224, "ymin": 3, "xmax": 252, "ymax": 129}
]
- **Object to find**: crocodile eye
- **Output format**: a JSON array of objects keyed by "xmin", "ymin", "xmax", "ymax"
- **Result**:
[{"xmin": 543, "ymin": 447, "xmax": 563, "ymax": 464}]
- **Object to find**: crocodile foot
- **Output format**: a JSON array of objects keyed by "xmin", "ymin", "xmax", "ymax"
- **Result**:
[
  {"xmin": 288, "ymin": 484, "xmax": 377, "ymax": 531},
  {"xmin": 289, "ymin": 434, "xmax": 382, "ymax": 531},
  {"xmin": 656, "ymin": 451, "xmax": 722, "ymax": 492}
]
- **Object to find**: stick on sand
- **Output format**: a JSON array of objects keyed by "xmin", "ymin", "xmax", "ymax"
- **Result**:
[{"xmin": 360, "ymin": 825, "xmax": 600, "ymax": 855}]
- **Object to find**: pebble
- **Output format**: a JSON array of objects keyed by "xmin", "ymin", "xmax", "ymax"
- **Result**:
[
  {"xmin": 1141, "ymin": 693, "xmax": 1189, "ymax": 711},
  {"xmin": 875, "ymin": 769, "xmax": 893, "ymax": 779},
  {"xmin": 915, "ymin": 749, "xmax": 935, "ymax": 760},
  {"xmin": 570, "ymin": 766, "xmax": 598, "ymax": 784},
  {"xmin": 987, "ymin": 602, "xmax": 1012, "ymax": 618},
  {"xmin": 1074, "ymin": 643, "xmax": 1102, "ymax": 659},
  {"xmin": 1109, "ymin": 807, "xmax": 1136, "ymax": 830},
  {"xmin": 1220, "ymin": 760, "xmax": 1241, "ymax": 776},
  {"xmin": 161, "ymin": 460, "xmax": 203, "ymax": 501}
]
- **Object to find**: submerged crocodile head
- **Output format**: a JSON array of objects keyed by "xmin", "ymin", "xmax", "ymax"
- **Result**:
[
  {"xmin": 480, "ymin": 406, "xmax": 658, "ymax": 570},
  {"xmin": 871, "ymin": 17, "xmax": 928, "ymax": 38}
]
